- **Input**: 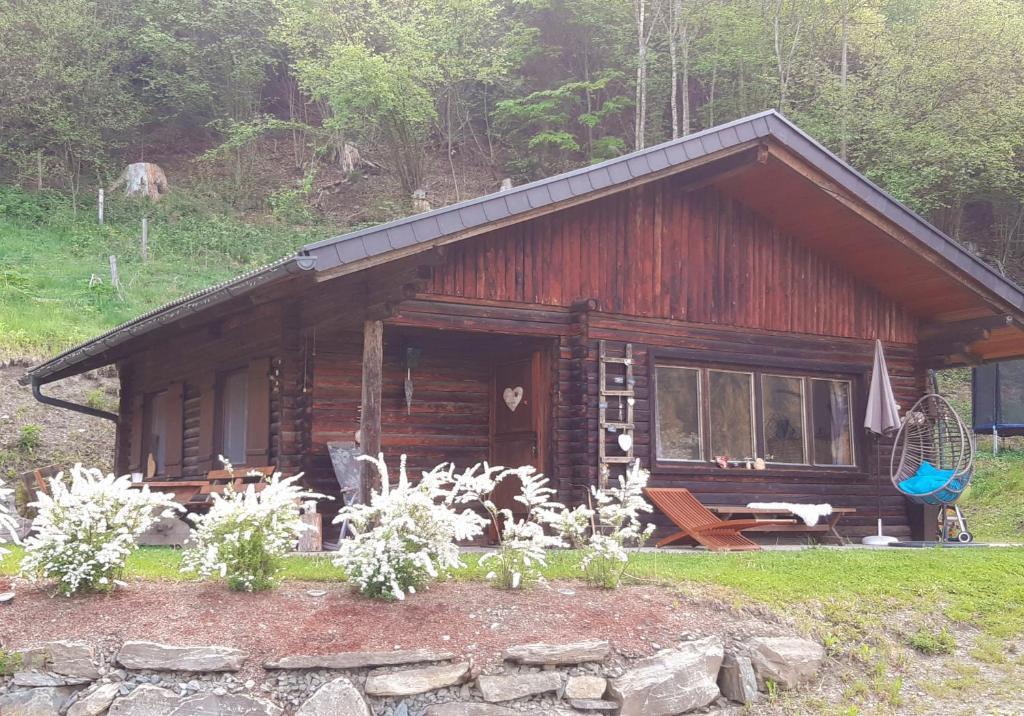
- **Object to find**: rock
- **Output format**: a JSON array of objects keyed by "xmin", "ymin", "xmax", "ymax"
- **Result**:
[
  {"xmin": 171, "ymin": 692, "xmax": 282, "ymax": 715},
  {"xmin": 0, "ymin": 591, "xmax": 14, "ymax": 604},
  {"xmin": 745, "ymin": 637, "xmax": 825, "ymax": 690},
  {"xmin": 107, "ymin": 685, "xmax": 182, "ymax": 716},
  {"xmin": 568, "ymin": 699, "xmax": 620, "ymax": 712},
  {"xmin": 265, "ymin": 649, "xmax": 454, "ymax": 670},
  {"xmin": 116, "ymin": 642, "xmax": 246, "ymax": 672},
  {"xmin": 422, "ymin": 705, "xmax": 519, "ymax": 716},
  {"xmin": 608, "ymin": 636, "xmax": 724, "ymax": 716},
  {"xmin": 68, "ymin": 683, "xmax": 121, "ymax": 716},
  {"xmin": 477, "ymin": 671, "xmax": 562, "ymax": 702},
  {"xmin": 0, "ymin": 687, "xmax": 76, "ymax": 716},
  {"xmin": 13, "ymin": 671, "xmax": 92, "ymax": 687},
  {"xmin": 137, "ymin": 516, "xmax": 191, "ymax": 547},
  {"xmin": 503, "ymin": 640, "xmax": 610, "ymax": 665},
  {"xmin": 294, "ymin": 677, "xmax": 370, "ymax": 716},
  {"xmin": 364, "ymin": 661, "xmax": 472, "ymax": 697},
  {"xmin": 20, "ymin": 641, "xmax": 101, "ymax": 681},
  {"xmin": 564, "ymin": 675, "xmax": 607, "ymax": 700},
  {"xmin": 717, "ymin": 653, "xmax": 757, "ymax": 704}
]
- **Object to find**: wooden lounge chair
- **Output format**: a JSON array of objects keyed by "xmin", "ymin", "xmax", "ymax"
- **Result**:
[{"xmin": 644, "ymin": 487, "xmax": 795, "ymax": 551}]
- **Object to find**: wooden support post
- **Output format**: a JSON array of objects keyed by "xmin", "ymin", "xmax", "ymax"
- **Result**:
[
  {"xmin": 359, "ymin": 319, "xmax": 384, "ymax": 503},
  {"xmin": 141, "ymin": 217, "xmax": 149, "ymax": 261},
  {"xmin": 97, "ymin": 188, "xmax": 104, "ymax": 225}
]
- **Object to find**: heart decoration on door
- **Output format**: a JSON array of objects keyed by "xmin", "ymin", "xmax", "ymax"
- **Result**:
[
  {"xmin": 503, "ymin": 386, "xmax": 524, "ymax": 412},
  {"xmin": 617, "ymin": 433, "xmax": 633, "ymax": 452}
]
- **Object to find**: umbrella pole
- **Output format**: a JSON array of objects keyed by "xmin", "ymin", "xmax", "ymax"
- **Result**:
[{"xmin": 863, "ymin": 424, "xmax": 898, "ymax": 546}]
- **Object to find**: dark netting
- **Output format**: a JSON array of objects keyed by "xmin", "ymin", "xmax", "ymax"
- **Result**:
[
  {"xmin": 999, "ymin": 360, "xmax": 1024, "ymax": 425},
  {"xmin": 973, "ymin": 360, "xmax": 1024, "ymax": 434},
  {"xmin": 973, "ymin": 363, "xmax": 998, "ymax": 429}
]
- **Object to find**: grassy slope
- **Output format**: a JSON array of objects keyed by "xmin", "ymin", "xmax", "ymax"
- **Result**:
[{"xmin": 0, "ymin": 187, "xmax": 319, "ymax": 360}]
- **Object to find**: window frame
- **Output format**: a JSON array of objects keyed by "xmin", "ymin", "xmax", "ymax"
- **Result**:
[
  {"xmin": 761, "ymin": 373, "xmax": 809, "ymax": 467},
  {"xmin": 706, "ymin": 368, "xmax": 756, "ymax": 462},
  {"xmin": 651, "ymin": 352, "xmax": 865, "ymax": 476},
  {"xmin": 653, "ymin": 365, "xmax": 705, "ymax": 463},
  {"xmin": 808, "ymin": 377, "xmax": 857, "ymax": 468},
  {"xmin": 215, "ymin": 366, "xmax": 250, "ymax": 468}
]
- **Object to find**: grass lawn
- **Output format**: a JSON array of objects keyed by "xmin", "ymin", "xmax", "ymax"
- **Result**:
[
  {"xmin": 963, "ymin": 449, "xmax": 1024, "ymax": 543},
  {"xmin": 4, "ymin": 545, "xmax": 1023, "ymax": 641}
]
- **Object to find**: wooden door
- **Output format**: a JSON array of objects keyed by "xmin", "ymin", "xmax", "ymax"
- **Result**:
[{"xmin": 490, "ymin": 352, "xmax": 548, "ymax": 519}]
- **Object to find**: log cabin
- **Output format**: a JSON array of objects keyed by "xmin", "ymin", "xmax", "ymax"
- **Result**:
[{"xmin": 23, "ymin": 111, "xmax": 1024, "ymax": 542}]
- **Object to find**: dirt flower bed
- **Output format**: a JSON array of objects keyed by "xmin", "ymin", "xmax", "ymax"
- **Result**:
[{"xmin": 0, "ymin": 578, "xmax": 786, "ymax": 676}]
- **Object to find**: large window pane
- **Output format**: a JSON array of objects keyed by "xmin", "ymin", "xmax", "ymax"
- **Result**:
[
  {"xmin": 656, "ymin": 366, "xmax": 702, "ymax": 461},
  {"xmin": 220, "ymin": 369, "xmax": 249, "ymax": 466},
  {"xmin": 811, "ymin": 379, "xmax": 854, "ymax": 466},
  {"xmin": 763, "ymin": 375, "xmax": 806, "ymax": 464},
  {"xmin": 709, "ymin": 370, "xmax": 754, "ymax": 460}
]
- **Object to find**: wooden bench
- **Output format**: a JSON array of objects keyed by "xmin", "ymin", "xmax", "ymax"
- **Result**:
[
  {"xmin": 136, "ymin": 466, "xmax": 277, "ymax": 507},
  {"xmin": 708, "ymin": 505, "xmax": 856, "ymax": 544}
]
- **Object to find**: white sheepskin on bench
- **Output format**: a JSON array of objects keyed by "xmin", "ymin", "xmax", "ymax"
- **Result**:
[{"xmin": 747, "ymin": 502, "xmax": 833, "ymax": 526}]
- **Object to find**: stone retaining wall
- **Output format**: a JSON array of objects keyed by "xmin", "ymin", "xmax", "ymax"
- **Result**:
[{"xmin": 0, "ymin": 636, "xmax": 825, "ymax": 715}]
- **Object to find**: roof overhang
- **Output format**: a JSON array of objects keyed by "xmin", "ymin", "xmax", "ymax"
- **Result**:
[{"xmin": 21, "ymin": 256, "xmax": 318, "ymax": 385}]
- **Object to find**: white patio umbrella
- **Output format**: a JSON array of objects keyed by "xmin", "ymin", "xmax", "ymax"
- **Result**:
[{"xmin": 863, "ymin": 339, "xmax": 902, "ymax": 545}]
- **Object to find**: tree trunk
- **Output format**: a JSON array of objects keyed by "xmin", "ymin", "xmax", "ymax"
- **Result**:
[
  {"xmin": 634, "ymin": 0, "xmax": 648, "ymax": 149},
  {"xmin": 681, "ymin": 13, "xmax": 690, "ymax": 136},
  {"xmin": 772, "ymin": 0, "xmax": 803, "ymax": 114},
  {"xmin": 668, "ymin": 0, "xmax": 679, "ymax": 139},
  {"xmin": 839, "ymin": 0, "xmax": 850, "ymax": 160}
]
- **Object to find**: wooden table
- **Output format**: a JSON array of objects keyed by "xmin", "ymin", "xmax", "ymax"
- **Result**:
[{"xmin": 708, "ymin": 506, "xmax": 856, "ymax": 544}]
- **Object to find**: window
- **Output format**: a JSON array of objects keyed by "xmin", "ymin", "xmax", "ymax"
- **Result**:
[
  {"xmin": 142, "ymin": 390, "xmax": 168, "ymax": 477},
  {"xmin": 762, "ymin": 375, "xmax": 806, "ymax": 464},
  {"xmin": 655, "ymin": 366, "xmax": 702, "ymax": 461},
  {"xmin": 218, "ymin": 368, "xmax": 249, "ymax": 466},
  {"xmin": 708, "ymin": 370, "xmax": 754, "ymax": 460},
  {"xmin": 810, "ymin": 378, "xmax": 855, "ymax": 466},
  {"xmin": 655, "ymin": 363, "xmax": 858, "ymax": 470}
]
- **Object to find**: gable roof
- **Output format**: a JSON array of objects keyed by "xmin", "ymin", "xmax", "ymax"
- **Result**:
[{"xmin": 24, "ymin": 110, "xmax": 1024, "ymax": 384}]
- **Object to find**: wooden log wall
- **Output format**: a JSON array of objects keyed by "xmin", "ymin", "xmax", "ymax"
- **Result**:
[
  {"xmin": 115, "ymin": 300, "xmax": 305, "ymax": 481},
  {"xmin": 426, "ymin": 182, "xmax": 917, "ymax": 344},
  {"xmin": 576, "ymin": 312, "xmax": 924, "ymax": 539},
  {"xmin": 306, "ymin": 329, "xmax": 494, "ymax": 498}
]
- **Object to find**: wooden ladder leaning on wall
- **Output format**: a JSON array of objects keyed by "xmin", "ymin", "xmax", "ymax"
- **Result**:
[{"xmin": 598, "ymin": 340, "xmax": 635, "ymax": 490}]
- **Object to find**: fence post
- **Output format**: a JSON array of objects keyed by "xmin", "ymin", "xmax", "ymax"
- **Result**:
[
  {"xmin": 141, "ymin": 217, "xmax": 149, "ymax": 261},
  {"xmin": 109, "ymin": 255, "xmax": 119, "ymax": 290}
]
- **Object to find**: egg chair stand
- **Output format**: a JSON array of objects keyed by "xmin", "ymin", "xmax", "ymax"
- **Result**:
[{"xmin": 890, "ymin": 394, "xmax": 975, "ymax": 543}]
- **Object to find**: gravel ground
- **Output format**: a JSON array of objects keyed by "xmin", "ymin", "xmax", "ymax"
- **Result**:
[
  {"xmin": 0, "ymin": 578, "xmax": 788, "ymax": 679},
  {"xmin": 0, "ymin": 363, "xmax": 117, "ymax": 477}
]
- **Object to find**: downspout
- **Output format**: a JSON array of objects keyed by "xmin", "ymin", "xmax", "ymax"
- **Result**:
[{"xmin": 32, "ymin": 376, "xmax": 118, "ymax": 423}]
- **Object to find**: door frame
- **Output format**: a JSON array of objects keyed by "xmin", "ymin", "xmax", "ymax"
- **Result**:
[{"xmin": 488, "ymin": 344, "xmax": 554, "ymax": 477}]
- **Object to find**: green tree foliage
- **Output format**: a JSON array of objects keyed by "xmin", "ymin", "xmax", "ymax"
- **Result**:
[
  {"xmin": 0, "ymin": 0, "xmax": 1022, "ymax": 276},
  {"xmin": 0, "ymin": 0, "xmax": 144, "ymax": 204}
]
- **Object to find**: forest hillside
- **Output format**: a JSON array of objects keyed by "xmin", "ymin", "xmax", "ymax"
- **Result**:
[{"xmin": 1, "ymin": 0, "xmax": 1023, "ymax": 361}]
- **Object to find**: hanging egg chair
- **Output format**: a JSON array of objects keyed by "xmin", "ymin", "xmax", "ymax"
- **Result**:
[{"xmin": 890, "ymin": 394, "xmax": 975, "ymax": 542}]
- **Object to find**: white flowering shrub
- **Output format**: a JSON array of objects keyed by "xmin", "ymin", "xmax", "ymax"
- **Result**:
[
  {"xmin": 455, "ymin": 465, "xmax": 566, "ymax": 590},
  {"xmin": 182, "ymin": 468, "xmax": 324, "ymax": 592},
  {"xmin": 0, "ymin": 479, "xmax": 21, "ymax": 558},
  {"xmin": 552, "ymin": 461, "xmax": 655, "ymax": 589},
  {"xmin": 333, "ymin": 455, "xmax": 488, "ymax": 601},
  {"xmin": 20, "ymin": 465, "xmax": 181, "ymax": 595}
]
